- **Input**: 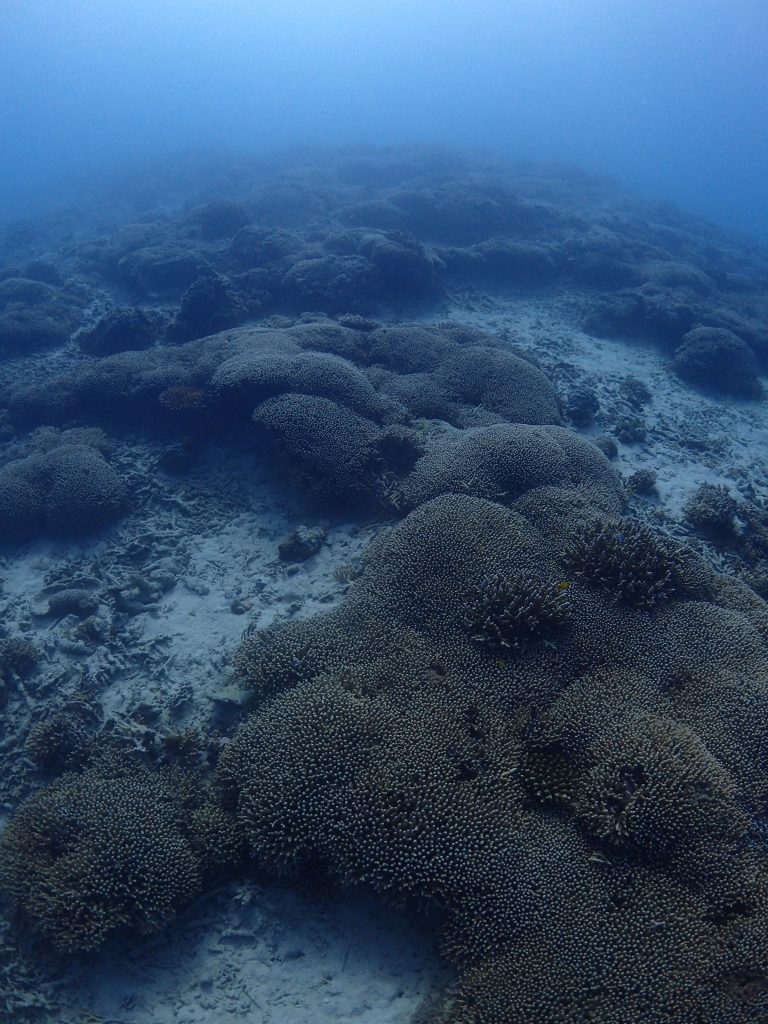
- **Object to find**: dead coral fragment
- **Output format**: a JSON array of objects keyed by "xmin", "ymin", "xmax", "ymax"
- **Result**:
[
  {"xmin": 565, "ymin": 518, "xmax": 684, "ymax": 609},
  {"xmin": 465, "ymin": 572, "xmax": 571, "ymax": 651}
]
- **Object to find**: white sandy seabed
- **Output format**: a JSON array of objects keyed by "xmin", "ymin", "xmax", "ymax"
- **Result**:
[{"xmin": 2, "ymin": 294, "xmax": 768, "ymax": 1023}]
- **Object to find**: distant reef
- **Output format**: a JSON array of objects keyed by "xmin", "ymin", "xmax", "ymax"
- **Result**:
[{"xmin": 1, "ymin": 146, "xmax": 766, "ymax": 397}]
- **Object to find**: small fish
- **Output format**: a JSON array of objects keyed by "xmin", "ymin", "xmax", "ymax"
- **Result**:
[
  {"xmin": 496, "ymin": 657, "xmax": 507, "ymax": 669},
  {"xmin": 555, "ymin": 580, "xmax": 572, "ymax": 592}
]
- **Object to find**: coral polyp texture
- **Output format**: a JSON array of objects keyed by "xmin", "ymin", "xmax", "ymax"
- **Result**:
[
  {"xmin": 563, "ymin": 517, "xmax": 689, "ymax": 609},
  {"xmin": 464, "ymin": 571, "xmax": 571, "ymax": 651},
  {"xmin": 222, "ymin": 491, "xmax": 768, "ymax": 1023},
  {"xmin": 0, "ymin": 754, "xmax": 240, "ymax": 953},
  {"xmin": 0, "ymin": 443, "xmax": 127, "ymax": 543}
]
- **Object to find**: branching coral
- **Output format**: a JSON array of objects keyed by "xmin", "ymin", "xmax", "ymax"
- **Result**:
[
  {"xmin": 0, "ymin": 637, "xmax": 39, "ymax": 681},
  {"xmin": 564, "ymin": 517, "xmax": 685, "ymax": 608},
  {"xmin": 464, "ymin": 572, "xmax": 571, "ymax": 651},
  {"xmin": 684, "ymin": 483, "xmax": 739, "ymax": 538}
]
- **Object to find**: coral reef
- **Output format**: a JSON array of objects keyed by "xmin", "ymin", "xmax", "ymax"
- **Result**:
[
  {"xmin": 673, "ymin": 327, "xmax": 762, "ymax": 397},
  {"xmin": 78, "ymin": 306, "xmax": 156, "ymax": 355},
  {"xmin": 168, "ymin": 273, "xmax": 245, "ymax": 342},
  {"xmin": 591, "ymin": 435, "xmax": 618, "ymax": 459},
  {"xmin": 399, "ymin": 423, "xmax": 621, "ymax": 512},
  {"xmin": 625, "ymin": 467, "xmax": 657, "ymax": 494},
  {"xmin": 116, "ymin": 246, "xmax": 213, "ymax": 297},
  {"xmin": 565, "ymin": 385, "xmax": 599, "ymax": 425},
  {"xmin": 3, "ymin": 147, "xmax": 768, "ymax": 1022},
  {"xmin": 0, "ymin": 637, "xmax": 39, "ymax": 682},
  {"xmin": 220, "ymin": 491, "xmax": 768, "ymax": 1023},
  {"xmin": 6, "ymin": 319, "xmax": 576, "ymax": 512},
  {"xmin": 254, "ymin": 393, "xmax": 384, "ymax": 501},
  {"xmin": 193, "ymin": 200, "xmax": 250, "ymax": 240},
  {"xmin": 684, "ymin": 483, "xmax": 739, "ymax": 538},
  {"xmin": 25, "ymin": 709, "xmax": 95, "ymax": 775},
  {"xmin": 0, "ymin": 276, "xmax": 82, "ymax": 356}
]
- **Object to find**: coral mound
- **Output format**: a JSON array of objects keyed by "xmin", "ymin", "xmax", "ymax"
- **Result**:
[
  {"xmin": 0, "ymin": 444, "xmax": 127, "ymax": 543},
  {"xmin": 0, "ymin": 754, "xmax": 239, "ymax": 953},
  {"xmin": 673, "ymin": 326, "xmax": 763, "ymax": 398},
  {"xmin": 222, "ymin": 491, "xmax": 768, "ymax": 1023}
]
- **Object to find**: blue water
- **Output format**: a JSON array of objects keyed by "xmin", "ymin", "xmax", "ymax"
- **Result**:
[{"xmin": 1, "ymin": 0, "xmax": 767, "ymax": 239}]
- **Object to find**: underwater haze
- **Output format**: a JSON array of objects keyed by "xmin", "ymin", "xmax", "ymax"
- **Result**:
[{"xmin": 2, "ymin": 0, "xmax": 768, "ymax": 239}]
